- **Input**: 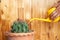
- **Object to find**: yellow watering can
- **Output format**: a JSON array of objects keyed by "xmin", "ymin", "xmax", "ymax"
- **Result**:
[{"xmin": 29, "ymin": 7, "xmax": 60, "ymax": 22}]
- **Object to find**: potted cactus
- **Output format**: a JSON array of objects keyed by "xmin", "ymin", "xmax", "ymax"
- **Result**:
[{"xmin": 5, "ymin": 20, "xmax": 34, "ymax": 40}]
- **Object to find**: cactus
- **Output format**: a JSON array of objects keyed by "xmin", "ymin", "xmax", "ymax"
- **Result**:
[{"xmin": 11, "ymin": 20, "xmax": 30, "ymax": 33}]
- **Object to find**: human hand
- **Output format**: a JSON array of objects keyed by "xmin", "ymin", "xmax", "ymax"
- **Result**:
[{"xmin": 49, "ymin": 1, "xmax": 60, "ymax": 20}]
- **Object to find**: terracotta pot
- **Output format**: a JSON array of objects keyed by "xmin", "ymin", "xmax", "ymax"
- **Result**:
[{"xmin": 5, "ymin": 31, "xmax": 34, "ymax": 40}]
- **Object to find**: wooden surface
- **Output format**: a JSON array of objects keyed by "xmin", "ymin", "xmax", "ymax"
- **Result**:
[{"xmin": 0, "ymin": 0, "xmax": 60, "ymax": 40}]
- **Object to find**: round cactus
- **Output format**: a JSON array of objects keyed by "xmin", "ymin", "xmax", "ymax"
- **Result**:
[{"xmin": 11, "ymin": 20, "xmax": 30, "ymax": 33}]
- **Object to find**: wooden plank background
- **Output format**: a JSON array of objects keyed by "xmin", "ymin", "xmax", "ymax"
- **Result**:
[{"xmin": 0, "ymin": 0, "xmax": 60, "ymax": 40}]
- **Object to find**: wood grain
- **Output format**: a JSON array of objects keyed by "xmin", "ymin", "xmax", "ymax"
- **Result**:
[{"xmin": 0, "ymin": 0, "xmax": 60, "ymax": 40}]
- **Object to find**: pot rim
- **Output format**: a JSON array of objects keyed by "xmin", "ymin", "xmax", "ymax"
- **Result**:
[{"xmin": 5, "ymin": 30, "xmax": 34, "ymax": 37}]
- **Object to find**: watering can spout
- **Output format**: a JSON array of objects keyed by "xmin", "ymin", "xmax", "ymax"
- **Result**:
[
  {"xmin": 29, "ymin": 17, "xmax": 59, "ymax": 23},
  {"xmin": 29, "ymin": 7, "xmax": 60, "ymax": 23},
  {"xmin": 29, "ymin": 18, "xmax": 51, "ymax": 23}
]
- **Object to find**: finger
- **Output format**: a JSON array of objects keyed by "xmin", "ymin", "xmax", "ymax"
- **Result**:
[
  {"xmin": 49, "ymin": 10, "xmax": 59, "ymax": 20},
  {"xmin": 51, "ymin": 13, "xmax": 59, "ymax": 20},
  {"xmin": 57, "ymin": 5, "xmax": 60, "ymax": 11},
  {"xmin": 50, "ymin": 10, "xmax": 57, "ymax": 16},
  {"xmin": 56, "ymin": 1, "xmax": 60, "ymax": 8},
  {"xmin": 49, "ymin": 11, "xmax": 57, "ymax": 19}
]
